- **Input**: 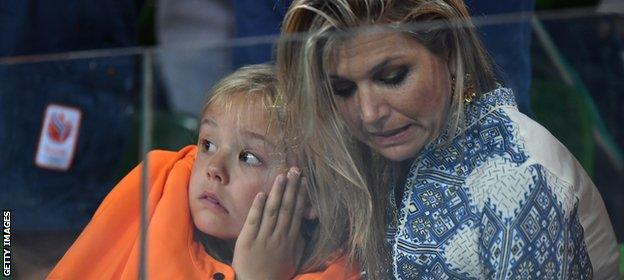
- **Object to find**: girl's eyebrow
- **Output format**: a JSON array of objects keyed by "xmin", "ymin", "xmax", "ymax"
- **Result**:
[
  {"xmin": 200, "ymin": 118, "xmax": 217, "ymax": 127},
  {"xmin": 242, "ymin": 130, "xmax": 276, "ymax": 149},
  {"xmin": 201, "ymin": 117, "xmax": 276, "ymax": 149}
]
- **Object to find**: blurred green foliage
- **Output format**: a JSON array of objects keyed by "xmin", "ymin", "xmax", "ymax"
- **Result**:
[{"xmin": 530, "ymin": 42, "xmax": 595, "ymax": 176}]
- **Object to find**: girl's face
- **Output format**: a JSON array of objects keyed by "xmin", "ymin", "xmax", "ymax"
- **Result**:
[
  {"xmin": 189, "ymin": 94, "xmax": 285, "ymax": 245},
  {"xmin": 329, "ymin": 33, "xmax": 453, "ymax": 162}
]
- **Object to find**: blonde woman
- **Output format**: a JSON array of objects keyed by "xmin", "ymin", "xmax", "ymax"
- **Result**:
[{"xmin": 276, "ymin": 0, "xmax": 619, "ymax": 279}]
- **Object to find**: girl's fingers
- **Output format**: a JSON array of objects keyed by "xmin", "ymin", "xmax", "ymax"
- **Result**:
[
  {"xmin": 258, "ymin": 173, "xmax": 286, "ymax": 237},
  {"xmin": 239, "ymin": 192, "xmax": 266, "ymax": 241},
  {"xmin": 274, "ymin": 167, "xmax": 302, "ymax": 235},
  {"xmin": 288, "ymin": 177, "xmax": 308, "ymax": 238}
]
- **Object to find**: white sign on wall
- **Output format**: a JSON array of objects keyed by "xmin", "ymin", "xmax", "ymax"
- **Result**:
[{"xmin": 34, "ymin": 104, "xmax": 82, "ymax": 171}]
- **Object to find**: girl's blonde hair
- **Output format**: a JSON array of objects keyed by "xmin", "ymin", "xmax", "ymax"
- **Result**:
[
  {"xmin": 197, "ymin": 64, "xmax": 353, "ymax": 275},
  {"xmin": 276, "ymin": 0, "xmax": 498, "ymax": 278},
  {"xmin": 201, "ymin": 64, "xmax": 281, "ymax": 141}
]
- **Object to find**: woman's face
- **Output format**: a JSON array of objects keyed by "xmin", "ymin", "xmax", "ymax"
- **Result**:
[{"xmin": 329, "ymin": 32, "xmax": 453, "ymax": 162}]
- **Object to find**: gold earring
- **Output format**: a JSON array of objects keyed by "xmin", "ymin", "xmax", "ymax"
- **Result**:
[
  {"xmin": 450, "ymin": 74, "xmax": 456, "ymax": 95},
  {"xmin": 463, "ymin": 74, "xmax": 476, "ymax": 103}
]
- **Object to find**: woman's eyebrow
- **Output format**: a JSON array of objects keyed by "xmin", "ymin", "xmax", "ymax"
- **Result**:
[
  {"xmin": 368, "ymin": 56, "xmax": 402, "ymax": 76},
  {"xmin": 330, "ymin": 55, "xmax": 404, "ymax": 80}
]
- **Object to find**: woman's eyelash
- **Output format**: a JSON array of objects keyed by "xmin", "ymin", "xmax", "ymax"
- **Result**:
[
  {"xmin": 330, "ymin": 79, "xmax": 357, "ymax": 98},
  {"xmin": 374, "ymin": 66, "xmax": 410, "ymax": 86},
  {"xmin": 330, "ymin": 66, "xmax": 410, "ymax": 97}
]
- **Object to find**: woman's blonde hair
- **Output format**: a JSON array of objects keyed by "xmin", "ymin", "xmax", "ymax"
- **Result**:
[
  {"xmin": 276, "ymin": 0, "xmax": 498, "ymax": 278},
  {"xmin": 197, "ymin": 64, "xmax": 354, "ymax": 275}
]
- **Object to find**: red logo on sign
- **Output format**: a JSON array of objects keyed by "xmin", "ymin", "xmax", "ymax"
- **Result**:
[{"xmin": 47, "ymin": 112, "xmax": 73, "ymax": 143}]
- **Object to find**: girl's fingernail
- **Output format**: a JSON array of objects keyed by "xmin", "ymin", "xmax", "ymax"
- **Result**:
[{"xmin": 289, "ymin": 167, "xmax": 301, "ymax": 177}]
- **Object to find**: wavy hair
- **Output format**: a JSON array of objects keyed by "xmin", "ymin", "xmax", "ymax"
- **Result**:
[{"xmin": 276, "ymin": 1, "xmax": 498, "ymax": 278}]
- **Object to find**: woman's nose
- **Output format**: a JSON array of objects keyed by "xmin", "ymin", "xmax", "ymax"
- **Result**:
[
  {"xmin": 357, "ymin": 85, "xmax": 389, "ymax": 126},
  {"xmin": 206, "ymin": 155, "xmax": 229, "ymax": 185}
]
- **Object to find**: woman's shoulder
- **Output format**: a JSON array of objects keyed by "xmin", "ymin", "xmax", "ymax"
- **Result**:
[
  {"xmin": 462, "ymin": 128, "xmax": 619, "ymax": 277},
  {"xmin": 463, "ymin": 106, "xmax": 585, "ymax": 216},
  {"xmin": 500, "ymin": 106, "xmax": 586, "ymax": 187},
  {"xmin": 458, "ymin": 95, "xmax": 590, "ymax": 216},
  {"xmin": 466, "ymin": 88, "xmax": 585, "ymax": 188}
]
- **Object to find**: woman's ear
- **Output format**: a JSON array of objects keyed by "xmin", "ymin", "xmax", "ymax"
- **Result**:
[{"xmin": 445, "ymin": 49, "xmax": 457, "ymax": 77}]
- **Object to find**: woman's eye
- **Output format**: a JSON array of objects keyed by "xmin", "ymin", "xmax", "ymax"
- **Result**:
[
  {"xmin": 330, "ymin": 79, "xmax": 357, "ymax": 98},
  {"xmin": 239, "ymin": 151, "xmax": 262, "ymax": 166},
  {"xmin": 202, "ymin": 139, "xmax": 217, "ymax": 152},
  {"xmin": 375, "ymin": 66, "xmax": 409, "ymax": 86}
]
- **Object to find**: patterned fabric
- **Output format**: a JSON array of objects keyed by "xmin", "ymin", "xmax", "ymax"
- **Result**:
[{"xmin": 386, "ymin": 87, "xmax": 597, "ymax": 279}]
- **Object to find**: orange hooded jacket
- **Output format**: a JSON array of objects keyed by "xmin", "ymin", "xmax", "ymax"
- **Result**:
[{"xmin": 47, "ymin": 146, "xmax": 359, "ymax": 280}]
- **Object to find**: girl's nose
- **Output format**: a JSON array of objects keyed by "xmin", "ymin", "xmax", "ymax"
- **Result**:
[{"xmin": 206, "ymin": 155, "xmax": 229, "ymax": 185}]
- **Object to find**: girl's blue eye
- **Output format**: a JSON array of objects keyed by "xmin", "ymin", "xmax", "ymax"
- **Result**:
[
  {"xmin": 239, "ymin": 152, "xmax": 262, "ymax": 166},
  {"xmin": 202, "ymin": 139, "xmax": 217, "ymax": 152}
]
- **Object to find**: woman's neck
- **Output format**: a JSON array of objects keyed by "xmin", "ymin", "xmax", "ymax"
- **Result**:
[
  {"xmin": 394, "ymin": 159, "xmax": 412, "ymax": 206},
  {"xmin": 398, "ymin": 160, "xmax": 412, "ymax": 183}
]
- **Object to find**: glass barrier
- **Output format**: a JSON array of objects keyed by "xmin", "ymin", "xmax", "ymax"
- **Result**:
[{"xmin": 1, "ymin": 5, "xmax": 623, "ymax": 279}]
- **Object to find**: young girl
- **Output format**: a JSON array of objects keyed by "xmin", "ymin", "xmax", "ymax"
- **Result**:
[{"xmin": 47, "ymin": 64, "xmax": 360, "ymax": 280}]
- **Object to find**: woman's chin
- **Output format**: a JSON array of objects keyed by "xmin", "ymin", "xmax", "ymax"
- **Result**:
[
  {"xmin": 376, "ymin": 144, "xmax": 422, "ymax": 162},
  {"xmin": 372, "ymin": 139, "xmax": 423, "ymax": 162}
]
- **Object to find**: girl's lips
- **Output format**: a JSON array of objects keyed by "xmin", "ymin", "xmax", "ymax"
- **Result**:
[
  {"xmin": 199, "ymin": 191, "xmax": 229, "ymax": 214},
  {"xmin": 369, "ymin": 124, "xmax": 414, "ymax": 147}
]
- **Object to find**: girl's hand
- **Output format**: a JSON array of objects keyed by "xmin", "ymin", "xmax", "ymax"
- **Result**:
[{"xmin": 232, "ymin": 167, "xmax": 307, "ymax": 280}]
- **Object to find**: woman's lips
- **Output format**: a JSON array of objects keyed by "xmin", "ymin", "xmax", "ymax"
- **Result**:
[
  {"xmin": 199, "ymin": 191, "xmax": 229, "ymax": 214},
  {"xmin": 368, "ymin": 124, "xmax": 414, "ymax": 147}
]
